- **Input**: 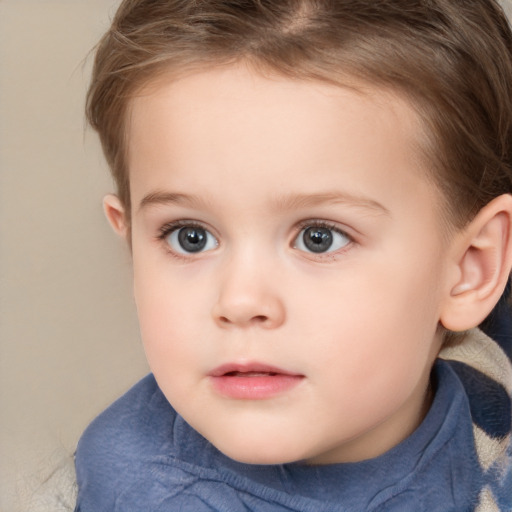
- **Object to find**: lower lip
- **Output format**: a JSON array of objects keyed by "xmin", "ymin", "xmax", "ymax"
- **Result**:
[{"xmin": 210, "ymin": 374, "xmax": 304, "ymax": 399}]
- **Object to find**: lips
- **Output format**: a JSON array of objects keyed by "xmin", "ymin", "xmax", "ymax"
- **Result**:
[{"xmin": 208, "ymin": 363, "xmax": 304, "ymax": 400}]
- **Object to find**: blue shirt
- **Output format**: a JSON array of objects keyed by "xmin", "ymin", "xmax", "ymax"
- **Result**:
[{"xmin": 75, "ymin": 343, "xmax": 511, "ymax": 511}]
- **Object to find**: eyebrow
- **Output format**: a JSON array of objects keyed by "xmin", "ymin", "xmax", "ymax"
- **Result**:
[
  {"xmin": 138, "ymin": 191, "xmax": 208, "ymax": 212},
  {"xmin": 138, "ymin": 190, "xmax": 389, "ymax": 216},
  {"xmin": 269, "ymin": 192, "xmax": 390, "ymax": 215}
]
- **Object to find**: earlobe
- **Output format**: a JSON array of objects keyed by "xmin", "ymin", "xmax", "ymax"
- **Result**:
[
  {"xmin": 103, "ymin": 194, "xmax": 129, "ymax": 238},
  {"xmin": 440, "ymin": 194, "xmax": 512, "ymax": 332}
]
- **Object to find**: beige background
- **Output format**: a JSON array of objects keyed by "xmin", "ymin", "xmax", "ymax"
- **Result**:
[
  {"xmin": 1, "ymin": 1, "xmax": 512, "ymax": 512},
  {"xmin": 0, "ymin": 1, "xmax": 149, "ymax": 511}
]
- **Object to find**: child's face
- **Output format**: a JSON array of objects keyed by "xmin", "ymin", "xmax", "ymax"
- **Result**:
[{"xmin": 123, "ymin": 64, "xmax": 453, "ymax": 465}]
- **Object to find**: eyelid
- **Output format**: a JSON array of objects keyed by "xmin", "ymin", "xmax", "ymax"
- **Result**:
[
  {"xmin": 157, "ymin": 219, "xmax": 208, "ymax": 239},
  {"xmin": 158, "ymin": 218, "xmax": 222, "ymax": 239},
  {"xmin": 295, "ymin": 219, "xmax": 354, "ymax": 240}
]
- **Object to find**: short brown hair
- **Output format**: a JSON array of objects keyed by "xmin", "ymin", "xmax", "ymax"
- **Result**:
[{"xmin": 87, "ymin": 0, "xmax": 512, "ymax": 231}]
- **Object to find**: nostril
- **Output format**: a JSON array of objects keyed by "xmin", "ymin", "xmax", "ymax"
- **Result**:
[
  {"xmin": 218, "ymin": 314, "xmax": 268, "ymax": 325},
  {"xmin": 212, "ymin": 295, "xmax": 285, "ymax": 329}
]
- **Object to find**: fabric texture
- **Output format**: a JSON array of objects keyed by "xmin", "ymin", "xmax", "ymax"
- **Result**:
[{"xmin": 74, "ymin": 318, "xmax": 512, "ymax": 511}]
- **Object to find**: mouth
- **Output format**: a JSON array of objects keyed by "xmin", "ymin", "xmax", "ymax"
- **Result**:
[{"xmin": 208, "ymin": 363, "xmax": 304, "ymax": 400}]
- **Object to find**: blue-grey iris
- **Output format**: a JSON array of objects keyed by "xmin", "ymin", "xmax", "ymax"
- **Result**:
[
  {"xmin": 178, "ymin": 227, "xmax": 207, "ymax": 252},
  {"xmin": 302, "ymin": 227, "xmax": 333, "ymax": 253}
]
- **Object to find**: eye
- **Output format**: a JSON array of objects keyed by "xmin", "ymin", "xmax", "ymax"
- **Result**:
[
  {"xmin": 294, "ymin": 224, "xmax": 351, "ymax": 254},
  {"xmin": 165, "ymin": 225, "xmax": 218, "ymax": 254}
]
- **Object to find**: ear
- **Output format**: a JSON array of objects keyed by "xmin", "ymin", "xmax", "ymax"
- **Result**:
[
  {"xmin": 103, "ymin": 194, "xmax": 129, "ymax": 239},
  {"xmin": 440, "ymin": 194, "xmax": 512, "ymax": 332}
]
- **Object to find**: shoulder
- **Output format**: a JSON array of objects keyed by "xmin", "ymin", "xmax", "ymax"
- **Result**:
[
  {"xmin": 75, "ymin": 374, "xmax": 178, "ymax": 509},
  {"xmin": 76, "ymin": 373, "xmax": 174, "ymax": 458},
  {"xmin": 439, "ymin": 328, "xmax": 512, "ymax": 511},
  {"xmin": 440, "ymin": 328, "xmax": 511, "ymax": 439}
]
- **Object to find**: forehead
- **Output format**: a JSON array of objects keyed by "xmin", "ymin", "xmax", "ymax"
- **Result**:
[
  {"xmin": 126, "ymin": 64, "xmax": 438, "ymax": 217},
  {"xmin": 128, "ymin": 64, "xmax": 422, "ymax": 148}
]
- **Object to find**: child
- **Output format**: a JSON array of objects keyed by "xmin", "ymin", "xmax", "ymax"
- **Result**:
[{"xmin": 75, "ymin": 0, "xmax": 512, "ymax": 510}]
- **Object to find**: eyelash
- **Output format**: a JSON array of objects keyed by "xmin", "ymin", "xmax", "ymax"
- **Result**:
[
  {"xmin": 156, "ymin": 219, "xmax": 355, "ymax": 259},
  {"xmin": 157, "ymin": 220, "xmax": 205, "ymax": 240},
  {"xmin": 295, "ymin": 220, "xmax": 351, "ymax": 237}
]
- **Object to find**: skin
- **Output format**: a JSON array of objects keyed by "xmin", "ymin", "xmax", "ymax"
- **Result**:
[{"xmin": 106, "ymin": 64, "xmax": 505, "ymax": 465}]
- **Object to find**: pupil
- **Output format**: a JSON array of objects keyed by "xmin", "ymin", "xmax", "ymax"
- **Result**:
[
  {"xmin": 178, "ymin": 227, "xmax": 207, "ymax": 252},
  {"xmin": 303, "ymin": 227, "xmax": 333, "ymax": 253}
]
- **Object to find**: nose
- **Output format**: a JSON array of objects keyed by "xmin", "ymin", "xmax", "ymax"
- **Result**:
[{"xmin": 211, "ymin": 256, "xmax": 286, "ymax": 329}]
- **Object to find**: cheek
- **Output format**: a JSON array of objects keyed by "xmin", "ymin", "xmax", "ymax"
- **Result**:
[
  {"xmin": 300, "ymin": 277, "xmax": 437, "ymax": 424},
  {"xmin": 132, "ymin": 263, "xmax": 209, "ymax": 375},
  {"xmin": 134, "ymin": 250, "xmax": 209, "ymax": 327},
  {"xmin": 295, "ymin": 254, "xmax": 442, "ymax": 376}
]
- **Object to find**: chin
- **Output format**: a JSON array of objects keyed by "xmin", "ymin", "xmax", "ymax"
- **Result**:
[
  {"xmin": 212, "ymin": 437, "xmax": 307, "ymax": 466},
  {"xmin": 223, "ymin": 449, "xmax": 300, "ymax": 466},
  {"xmin": 186, "ymin": 410, "xmax": 313, "ymax": 465}
]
